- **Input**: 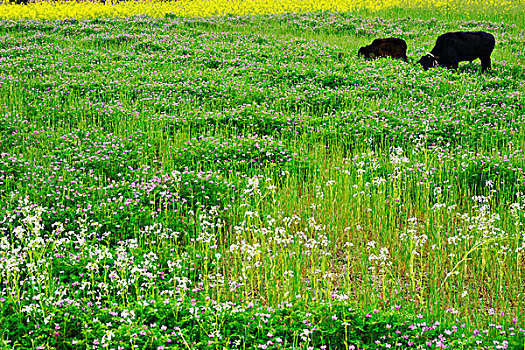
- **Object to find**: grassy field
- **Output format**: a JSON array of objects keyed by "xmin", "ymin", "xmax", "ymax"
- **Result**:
[{"xmin": 0, "ymin": 1, "xmax": 525, "ymax": 349}]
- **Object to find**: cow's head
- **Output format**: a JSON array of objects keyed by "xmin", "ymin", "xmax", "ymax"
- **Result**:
[
  {"xmin": 417, "ymin": 53, "xmax": 438, "ymax": 70},
  {"xmin": 417, "ymin": 54, "xmax": 438, "ymax": 70},
  {"xmin": 358, "ymin": 46, "xmax": 373, "ymax": 59}
]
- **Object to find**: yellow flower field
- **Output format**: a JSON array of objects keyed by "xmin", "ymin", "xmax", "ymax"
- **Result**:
[{"xmin": 0, "ymin": 0, "xmax": 523, "ymax": 21}]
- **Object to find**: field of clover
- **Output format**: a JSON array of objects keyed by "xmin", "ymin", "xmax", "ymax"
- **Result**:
[{"xmin": 0, "ymin": 8, "xmax": 524, "ymax": 350}]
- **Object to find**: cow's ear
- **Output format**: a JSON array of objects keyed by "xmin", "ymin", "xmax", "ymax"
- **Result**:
[{"xmin": 433, "ymin": 55, "xmax": 440, "ymax": 60}]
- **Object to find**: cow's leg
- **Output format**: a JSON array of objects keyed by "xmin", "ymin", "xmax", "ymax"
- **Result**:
[
  {"xmin": 439, "ymin": 55, "xmax": 457, "ymax": 70},
  {"xmin": 480, "ymin": 57, "xmax": 491, "ymax": 72}
]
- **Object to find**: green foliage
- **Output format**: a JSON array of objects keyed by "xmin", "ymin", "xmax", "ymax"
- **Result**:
[{"xmin": 0, "ymin": 8, "xmax": 525, "ymax": 350}]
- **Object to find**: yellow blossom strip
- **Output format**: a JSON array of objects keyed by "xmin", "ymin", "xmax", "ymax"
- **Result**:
[{"xmin": 0, "ymin": 0, "xmax": 524, "ymax": 21}]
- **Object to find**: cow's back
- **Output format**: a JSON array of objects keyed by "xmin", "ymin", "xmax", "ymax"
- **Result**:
[{"xmin": 431, "ymin": 31, "xmax": 495, "ymax": 61}]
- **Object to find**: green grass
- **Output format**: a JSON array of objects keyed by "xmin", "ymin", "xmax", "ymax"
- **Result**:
[{"xmin": 0, "ymin": 6, "xmax": 524, "ymax": 350}]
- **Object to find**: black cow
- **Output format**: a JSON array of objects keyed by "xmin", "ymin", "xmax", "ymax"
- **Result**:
[
  {"xmin": 358, "ymin": 38, "xmax": 408, "ymax": 62},
  {"xmin": 417, "ymin": 31, "xmax": 495, "ymax": 72}
]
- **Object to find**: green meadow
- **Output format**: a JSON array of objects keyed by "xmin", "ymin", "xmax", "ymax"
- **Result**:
[{"xmin": 0, "ymin": 5, "xmax": 524, "ymax": 349}]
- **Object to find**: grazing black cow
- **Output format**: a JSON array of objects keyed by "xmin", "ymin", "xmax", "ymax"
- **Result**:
[
  {"xmin": 358, "ymin": 38, "xmax": 408, "ymax": 62},
  {"xmin": 417, "ymin": 31, "xmax": 495, "ymax": 72}
]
